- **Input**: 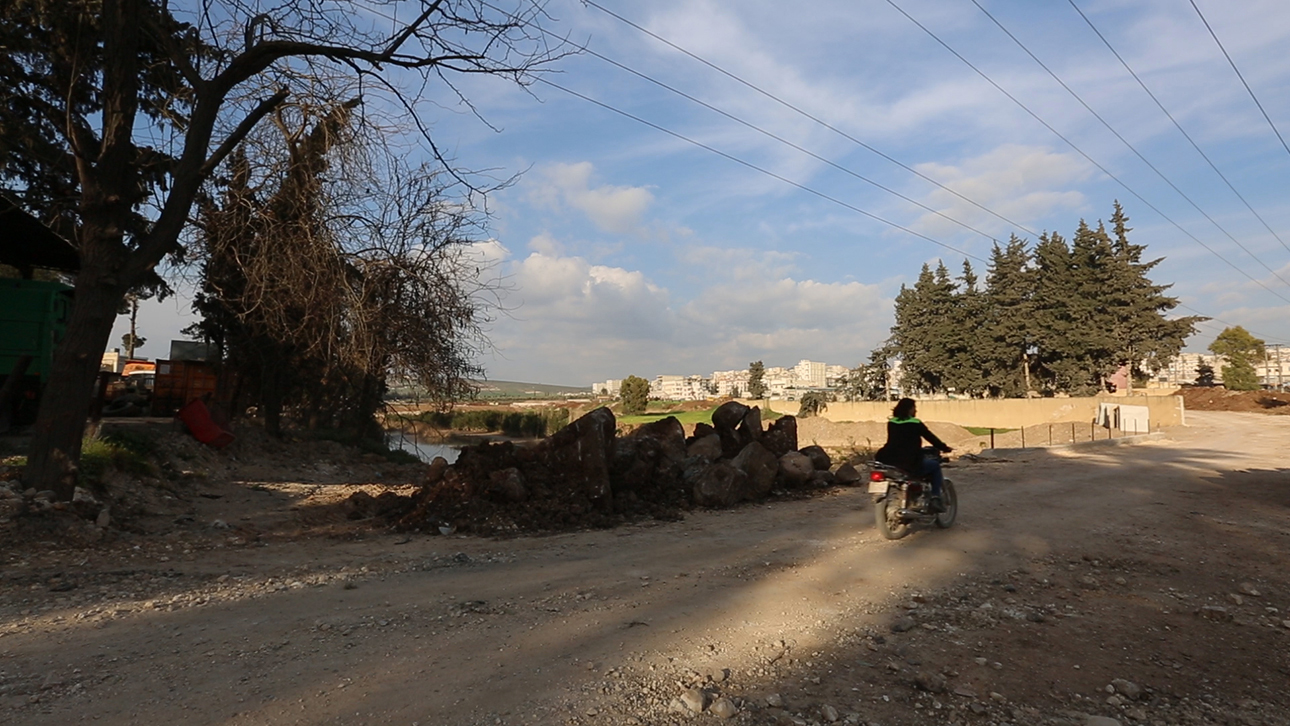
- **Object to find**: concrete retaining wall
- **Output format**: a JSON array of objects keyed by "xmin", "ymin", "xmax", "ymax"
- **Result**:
[{"xmin": 746, "ymin": 395, "xmax": 1185, "ymax": 429}]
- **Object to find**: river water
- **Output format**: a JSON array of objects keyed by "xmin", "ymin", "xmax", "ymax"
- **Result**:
[{"xmin": 386, "ymin": 431, "xmax": 461, "ymax": 464}]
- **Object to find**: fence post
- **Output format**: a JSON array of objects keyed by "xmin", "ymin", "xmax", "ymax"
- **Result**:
[
  {"xmin": 1020, "ymin": 426, "xmax": 1025, "ymax": 448},
  {"xmin": 990, "ymin": 428, "xmax": 995, "ymax": 449},
  {"xmin": 1048, "ymin": 424, "xmax": 1052, "ymax": 446},
  {"xmin": 1070, "ymin": 421, "xmax": 1076, "ymax": 443}
]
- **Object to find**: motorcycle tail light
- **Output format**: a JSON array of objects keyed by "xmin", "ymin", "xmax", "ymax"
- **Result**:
[{"xmin": 869, "ymin": 471, "xmax": 885, "ymax": 482}]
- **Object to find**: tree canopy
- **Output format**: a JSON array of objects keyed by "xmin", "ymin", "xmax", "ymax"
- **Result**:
[
  {"xmin": 882, "ymin": 203, "xmax": 1201, "ymax": 397},
  {"xmin": 747, "ymin": 361, "xmax": 766, "ymax": 400},
  {"xmin": 1209, "ymin": 326, "xmax": 1265, "ymax": 391},
  {"xmin": 619, "ymin": 376, "xmax": 650, "ymax": 416}
]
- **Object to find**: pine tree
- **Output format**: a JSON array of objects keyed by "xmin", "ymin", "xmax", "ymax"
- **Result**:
[
  {"xmin": 1105, "ymin": 202, "xmax": 1203, "ymax": 391},
  {"xmin": 981, "ymin": 236, "xmax": 1033, "ymax": 397},
  {"xmin": 890, "ymin": 264, "xmax": 955, "ymax": 395},
  {"xmin": 942, "ymin": 260, "xmax": 988, "ymax": 396}
]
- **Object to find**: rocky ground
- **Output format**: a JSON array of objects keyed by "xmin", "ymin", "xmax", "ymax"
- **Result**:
[{"xmin": 0, "ymin": 410, "xmax": 1287, "ymax": 726}]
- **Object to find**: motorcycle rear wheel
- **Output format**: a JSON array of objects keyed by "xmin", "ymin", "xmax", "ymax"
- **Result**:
[
  {"xmin": 875, "ymin": 492, "xmax": 911, "ymax": 540},
  {"xmin": 934, "ymin": 479, "xmax": 958, "ymax": 529}
]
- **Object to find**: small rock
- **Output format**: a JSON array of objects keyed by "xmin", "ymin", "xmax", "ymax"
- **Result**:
[
  {"xmin": 1085, "ymin": 717, "xmax": 1123, "ymax": 726},
  {"xmin": 1199, "ymin": 605, "xmax": 1230, "ymax": 621},
  {"xmin": 1238, "ymin": 582, "xmax": 1261, "ymax": 597},
  {"xmin": 766, "ymin": 693, "xmax": 784, "ymax": 708},
  {"xmin": 95, "ymin": 507, "xmax": 111, "ymax": 529},
  {"xmin": 211, "ymin": 519, "xmax": 230, "ymax": 530},
  {"xmin": 1111, "ymin": 678, "xmax": 1142, "ymax": 700},
  {"xmin": 914, "ymin": 672, "xmax": 948, "ymax": 693},
  {"xmin": 1228, "ymin": 593, "xmax": 1244, "ymax": 606},
  {"xmin": 1114, "ymin": 576, "xmax": 1128, "ymax": 586},
  {"xmin": 989, "ymin": 692, "xmax": 1006, "ymax": 702},
  {"xmin": 680, "ymin": 687, "xmax": 707, "ymax": 713},
  {"xmin": 1107, "ymin": 695, "xmax": 1123, "ymax": 706},
  {"xmin": 891, "ymin": 616, "xmax": 916, "ymax": 633},
  {"xmin": 710, "ymin": 697, "xmax": 738, "ymax": 719},
  {"xmin": 1124, "ymin": 707, "xmax": 1148, "ymax": 721},
  {"xmin": 953, "ymin": 686, "xmax": 977, "ymax": 698},
  {"xmin": 974, "ymin": 657, "xmax": 988, "ymax": 666},
  {"xmin": 820, "ymin": 704, "xmax": 840, "ymax": 722}
]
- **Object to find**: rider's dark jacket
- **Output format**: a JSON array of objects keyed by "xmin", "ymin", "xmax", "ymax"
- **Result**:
[{"xmin": 875, "ymin": 417, "xmax": 950, "ymax": 473}]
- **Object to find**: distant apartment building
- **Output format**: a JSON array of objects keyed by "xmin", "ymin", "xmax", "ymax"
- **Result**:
[
  {"xmin": 710, "ymin": 369, "xmax": 750, "ymax": 397},
  {"xmin": 650, "ymin": 374, "xmax": 711, "ymax": 401},
  {"xmin": 591, "ymin": 379, "xmax": 622, "ymax": 396},
  {"xmin": 793, "ymin": 359, "xmax": 827, "ymax": 388}
]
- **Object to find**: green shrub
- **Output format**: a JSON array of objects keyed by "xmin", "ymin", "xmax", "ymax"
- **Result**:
[
  {"xmin": 416, "ymin": 407, "xmax": 570, "ymax": 437},
  {"xmin": 80, "ymin": 435, "xmax": 154, "ymax": 484}
]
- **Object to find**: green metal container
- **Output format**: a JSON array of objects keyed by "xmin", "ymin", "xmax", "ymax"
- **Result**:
[{"xmin": 0, "ymin": 278, "xmax": 73, "ymax": 380}]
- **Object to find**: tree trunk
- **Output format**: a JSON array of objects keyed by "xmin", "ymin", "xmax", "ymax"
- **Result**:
[
  {"xmin": 1022, "ymin": 352, "xmax": 1031, "ymax": 398},
  {"xmin": 0, "ymin": 355, "xmax": 34, "ymax": 434},
  {"xmin": 24, "ymin": 278, "xmax": 126, "ymax": 500}
]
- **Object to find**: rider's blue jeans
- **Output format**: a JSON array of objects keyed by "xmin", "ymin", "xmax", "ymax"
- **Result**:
[{"xmin": 917, "ymin": 455, "xmax": 944, "ymax": 498}]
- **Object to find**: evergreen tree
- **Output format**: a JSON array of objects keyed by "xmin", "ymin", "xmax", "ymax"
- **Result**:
[
  {"xmin": 1209, "ymin": 326, "xmax": 1264, "ymax": 391},
  {"xmin": 748, "ymin": 361, "xmax": 767, "ymax": 399},
  {"xmin": 1194, "ymin": 362, "xmax": 1216, "ymax": 387},
  {"xmin": 839, "ymin": 347, "xmax": 893, "ymax": 401},
  {"xmin": 942, "ymin": 260, "xmax": 988, "ymax": 396},
  {"xmin": 1105, "ymin": 202, "xmax": 1203, "ymax": 391},
  {"xmin": 890, "ymin": 263, "xmax": 957, "ymax": 395},
  {"xmin": 981, "ymin": 236, "xmax": 1033, "ymax": 397},
  {"xmin": 620, "ymin": 375, "xmax": 651, "ymax": 415}
]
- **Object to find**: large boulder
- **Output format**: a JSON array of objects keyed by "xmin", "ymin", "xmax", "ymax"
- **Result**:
[
  {"xmin": 799, "ymin": 445, "xmax": 832, "ymax": 471},
  {"xmin": 711, "ymin": 400, "xmax": 750, "ymax": 431},
  {"xmin": 731, "ymin": 441, "xmax": 778, "ymax": 498},
  {"xmin": 686, "ymin": 434, "xmax": 724, "ymax": 462},
  {"xmin": 777, "ymin": 451, "xmax": 815, "ymax": 487},
  {"xmin": 610, "ymin": 416, "xmax": 688, "ymax": 505},
  {"xmin": 762, "ymin": 415, "xmax": 798, "ymax": 458},
  {"xmin": 738, "ymin": 406, "xmax": 763, "ymax": 441},
  {"xmin": 688, "ymin": 460, "xmax": 752, "ymax": 507},
  {"xmin": 546, "ymin": 407, "xmax": 617, "ymax": 509}
]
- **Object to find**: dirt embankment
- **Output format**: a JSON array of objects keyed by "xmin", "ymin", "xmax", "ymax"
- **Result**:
[{"xmin": 1179, "ymin": 386, "xmax": 1290, "ymax": 414}]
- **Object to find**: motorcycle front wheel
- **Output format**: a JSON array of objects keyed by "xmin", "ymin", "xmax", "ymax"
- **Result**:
[
  {"xmin": 934, "ymin": 479, "xmax": 958, "ymax": 529},
  {"xmin": 875, "ymin": 491, "xmax": 911, "ymax": 540}
]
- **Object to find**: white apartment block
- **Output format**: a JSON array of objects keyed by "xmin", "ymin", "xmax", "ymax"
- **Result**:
[
  {"xmin": 793, "ymin": 359, "xmax": 827, "ymax": 388},
  {"xmin": 591, "ymin": 379, "xmax": 622, "ymax": 396}
]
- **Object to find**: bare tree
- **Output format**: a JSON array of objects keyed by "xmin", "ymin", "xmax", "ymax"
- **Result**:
[
  {"xmin": 191, "ymin": 99, "xmax": 495, "ymax": 438},
  {"xmin": 0, "ymin": 0, "xmax": 565, "ymax": 500}
]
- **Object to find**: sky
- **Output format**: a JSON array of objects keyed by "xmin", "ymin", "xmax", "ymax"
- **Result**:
[{"xmin": 118, "ymin": 0, "xmax": 1290, "ymax": 386}]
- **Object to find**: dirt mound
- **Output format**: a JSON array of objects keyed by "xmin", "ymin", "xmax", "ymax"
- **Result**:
[{"xmin": 1180, "ymin": 386, "xmax": 1290, "ymax": 414}]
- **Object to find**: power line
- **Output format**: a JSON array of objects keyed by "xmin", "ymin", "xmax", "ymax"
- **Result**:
[
  {"xmin": 581, "ymin": 0, "xmax": 1039, "ymax": 240},
  {"xmin": 1175, "ymin": 303, "xmax": 1285, "ymax": 345},
  {"xmin": 513, "ymin": 21, "xmax": 1006, "ymax": 248},
  {"xmin": 1069, "ymin": 0, "xmax": 1290, "ymax": 256},
  {"xmin": 883, "ymin": 0, "xmax": 1290, "ymax": 306},
  {"xmin": 1189, "ymin": 0, "xmax": 1290, "ymax": 162},
  {"xmin": 968, "ymin": 0, "xmax": 1290, "ymax": 289},
  {"xmin": 534, "ymin": 77, "xmax": 988, "ymax": 265}
]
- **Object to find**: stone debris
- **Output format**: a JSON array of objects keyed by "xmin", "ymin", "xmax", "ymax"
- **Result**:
[{"xmin": 392, "ymin": 405, "xmax": 864, "ymax": 535}]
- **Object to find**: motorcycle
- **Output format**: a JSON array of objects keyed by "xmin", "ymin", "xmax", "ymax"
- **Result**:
[{"xmin": 867, "ymin": 446, "xmax": 957, "ymax": 540}]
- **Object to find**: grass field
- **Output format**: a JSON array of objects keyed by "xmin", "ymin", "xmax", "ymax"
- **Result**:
[
  {"xmin": 617, "ymin": 405, "xmax": 783, "ymax": 427},
  {"xmin": 963, "ymin": 426, "xmax": 1016, "ymax": 435}
]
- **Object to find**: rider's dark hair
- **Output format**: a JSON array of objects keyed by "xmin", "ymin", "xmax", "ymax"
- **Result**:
[{"xmin": 892, "ymin": 397, "xmax": 917, "ymax": 419}]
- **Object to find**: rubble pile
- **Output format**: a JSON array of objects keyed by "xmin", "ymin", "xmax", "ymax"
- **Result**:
[{"xmin": 391, "ymin": 401, "xmax": 864, "ymax": 535}]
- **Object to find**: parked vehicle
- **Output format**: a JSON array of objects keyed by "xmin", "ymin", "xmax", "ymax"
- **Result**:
[{"xmin": 868, "ymin": 446, "xmax": 958, "ymax": 540}]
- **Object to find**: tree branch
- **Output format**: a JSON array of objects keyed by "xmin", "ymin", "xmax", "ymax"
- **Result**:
[{"xmin": 200, "ymin": 88, "xmax": 290, "ymax": 179}]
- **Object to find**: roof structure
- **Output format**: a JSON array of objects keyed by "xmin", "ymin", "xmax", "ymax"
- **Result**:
[{"xmin": 0, "ymin": 197, "xmax": 79, "ymax": 277}]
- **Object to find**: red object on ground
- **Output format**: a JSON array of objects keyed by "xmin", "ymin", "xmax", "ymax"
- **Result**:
[{"xmin": 177, "ymin": 398, "xmax": 235, "ymax": 449}]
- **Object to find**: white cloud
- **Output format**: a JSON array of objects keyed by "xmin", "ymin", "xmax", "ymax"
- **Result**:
[
  {"xmin": 483, "ymin": 242, "xmax": 890, "ymax": 384},
  {"xmin": 527, "ymin": 162, "xmax": 654, "ymax": 234},
  {"xmin": 909, "ymin": 144, "xmax": 1093, "ymax": 239}
]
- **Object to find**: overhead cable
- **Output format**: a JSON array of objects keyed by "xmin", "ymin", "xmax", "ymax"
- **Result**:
[
  {"xmin": 968, "ymin": 0, "xmax": 1290, "ymax": 289},
  {"xmin": 1069, "ymin": 0, "xmax": 1290, "ymax": 256},
  {"xmin": 1189, "ymin": 0, "xmax": 1290, "ymax": 162},
  {"xmin": 535, "ymin": 77, "xmax": 988, "ymax": 264},
  {"xmin": 883, "ymin": 0, "xmax": 1290, "ymax": 306},
  {"xmin": 581, "ymin": 0, "xmax": 1039, "ymax": 239}
]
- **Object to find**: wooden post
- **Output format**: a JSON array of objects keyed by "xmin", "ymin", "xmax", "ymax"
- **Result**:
[{"xmin": 1020, "ymin": 426, "xmax": 1025, "ymax": 448}]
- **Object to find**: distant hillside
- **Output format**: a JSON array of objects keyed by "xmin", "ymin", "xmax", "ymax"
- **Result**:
[{"xmin": 471, "ymin": 380, "xmax": 588, "ymax": 399}]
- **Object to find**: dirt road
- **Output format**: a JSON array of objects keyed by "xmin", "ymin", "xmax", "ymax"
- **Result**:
[{"xmin": 3, "ymin": 411, "xmax": 1289, "ymax": 726}]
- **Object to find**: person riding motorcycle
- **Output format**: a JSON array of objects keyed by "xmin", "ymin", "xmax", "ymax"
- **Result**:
[{"xmin": 875, "ymin": 398, "xmax": 953, "ymax": 513}]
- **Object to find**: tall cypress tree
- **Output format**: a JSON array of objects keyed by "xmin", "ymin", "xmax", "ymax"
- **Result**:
[{"xmin": 981, "ymin": 236, "xmax": 1033, "ymax": 397}]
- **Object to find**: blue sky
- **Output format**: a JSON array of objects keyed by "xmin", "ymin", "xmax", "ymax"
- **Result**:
[{"xmin": 122, "ymin": 0, "xmax": 1290, "ymax": 386}]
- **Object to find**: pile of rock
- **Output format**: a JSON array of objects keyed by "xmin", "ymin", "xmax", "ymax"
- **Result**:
[{"xmin": 392, "ymin": 402, "xmax": 863, "ymax": 535}]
